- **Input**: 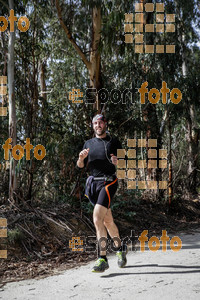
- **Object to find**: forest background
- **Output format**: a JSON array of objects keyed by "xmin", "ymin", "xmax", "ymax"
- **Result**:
[{"xmin": 0, "ymin": 0, "xmax": 200, "ymax": 283}]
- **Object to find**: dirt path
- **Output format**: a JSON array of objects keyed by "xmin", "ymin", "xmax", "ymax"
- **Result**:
[{"xmin": 1, "ymin": 231, "xmax": 200, "ymax": 300}]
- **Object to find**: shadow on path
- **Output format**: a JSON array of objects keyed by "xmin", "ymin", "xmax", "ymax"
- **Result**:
[{"xmin": 101, "ymin": 264, "xmax": 200, "ymax": 278}]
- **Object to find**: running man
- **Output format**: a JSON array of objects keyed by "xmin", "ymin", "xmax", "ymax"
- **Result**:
[{"xmin": 77, "ymin": 114, "xmax": 127, "ymax": 273}]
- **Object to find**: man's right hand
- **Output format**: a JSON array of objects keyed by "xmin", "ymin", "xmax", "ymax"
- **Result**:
[{"xmin": 79, "ymin": 148, "xmax": 89, "ymax": 161}]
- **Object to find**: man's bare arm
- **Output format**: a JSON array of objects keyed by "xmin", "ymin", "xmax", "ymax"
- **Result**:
[
  {"xmin": 110, "ymin": 154, "xmax": 118, "ymax": 165},
  {"xmin": 77, "ymin": 148, "xmax": 89, "ymax": 168}
]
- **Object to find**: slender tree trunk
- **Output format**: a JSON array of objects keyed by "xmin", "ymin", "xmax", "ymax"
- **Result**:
[
  {"xmin": 39, "ymin": 60, "xmax": 48, "ymax": 121},
  {"xmin": 40, "ymin": 61, "xmax": 47, "ymax": 102},
  {"xmin": 168, "ymin": 117, "xmax": 173, "ymax": 205},
  {"xmin": 182, "ymin": 42, "xmax": 198, "ymax": 194},
  {"xmin": 8, "ymin": 0, "xmax": 17, "ymax": 201},
  {"xmin": 141, "ymin": 0, "xmax": 164, "ymax": 199},
  {"xmin": 89, "ymin": 6, "xmax": 102, "ymax": 112},
  {"xmin": 0, "ymin": 33, "xmax": 7, "ymax": 110},
  {"xmin": 144, "ymin": 105, "xmax": 164, "ymax": 200},
  {"xmin": 31, "ymin": 8, "xmax": 39, "ymax": 140},
  {"xmin": 159, "ymin": 107, "xmax": 169, "ymax": 200},
  {"xmin": 55, "ymin": 0, "xmax": 102, "ymax": 112},
  {"xmin": 178, "ymin": 17, "xmax": 199, "ymax": 194},
  {"xmin": 186, "ymin": 109, "xmax": 199, "ymax": 193}
]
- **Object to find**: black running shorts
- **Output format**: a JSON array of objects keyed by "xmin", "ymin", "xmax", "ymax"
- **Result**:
[{"xmin": 85, "ymin": 177, "xmax": 118, "ymax": 209}]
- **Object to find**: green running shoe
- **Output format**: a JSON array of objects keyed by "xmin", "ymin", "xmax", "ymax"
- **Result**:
[
  {"xmin": 116, "ymin": 247, "xmax": 128, "ymax": 268},
  {"xmin": 92, "ymin": 258, "xmax": 109, "ymax": 273}
]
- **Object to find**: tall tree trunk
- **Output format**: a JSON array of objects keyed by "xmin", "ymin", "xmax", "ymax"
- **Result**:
[
  {"xmin": 31, "ymin": 8, "xmax": 39, "ymax": 140},
  {"xmin": 140, "ymin": 0, "xmax": 164, "ymax": 199},
  {"xmin": 8, "ymin": 0, "xmax": 17, "ymax": 201},
  {"xmin": 40, "ymin": 61, "xmax": 47, "ymax": 102},
  {"xmin": 177, "ymin": 6, "xmax": 199, "ymax": 194},
  {"xmin": 143, "ymin": 103, "xmax": 163, "ymax": 200},
  {"xmin": 39, "ymin": 60, "xmax": 48, "ymax": 120},
  {"xmin": 89, "ymin": 6, "xmax": 102, "ymax": 112},
  {"xmin": 55, "ymin": 0, "xmax": 102, "ymax": 112},
  {"xmin": 182, "ymin": 44, "xmax": 198, "ymax": 194},
  {"xmin": 168, "ymin": 117, "xmax": 173, "ymax": 205}
]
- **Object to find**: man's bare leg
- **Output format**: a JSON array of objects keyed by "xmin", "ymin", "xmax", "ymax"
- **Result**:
[
  {"xmin": 93, "ymin": 204, "xmax": 108, "ymax": 256},
  {"xmin": 103, "ymin": 208, "xmax": 121, "ymax": 248},
  {"xmin": 103, "ymin": 208, "xmax": 127, "ymax": 267}
]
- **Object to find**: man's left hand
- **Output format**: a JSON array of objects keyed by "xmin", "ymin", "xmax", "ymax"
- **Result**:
[{"xmin": 110, "ymin": 154, "xmax": 117, "ymax": 165}]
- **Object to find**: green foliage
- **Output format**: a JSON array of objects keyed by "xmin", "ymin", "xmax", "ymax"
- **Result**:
[
  {"xmin": 7, "ymin": 228, "xmax": 24, "ymax": 245},
  {"xmin": 81, "ymin": 201, "xmax": 94, "ymax": 214},
  {"xmin": 0, "ymin": 0, "xmax": 199, "ymax": 205}
]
